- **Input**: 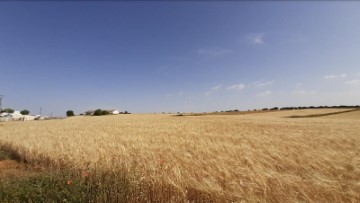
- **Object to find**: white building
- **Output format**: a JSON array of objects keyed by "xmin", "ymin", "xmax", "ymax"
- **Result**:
[
  {"xmin": 0, "ymin": 111, "xmax": 36, "ymax": 122},
  {"xmin": 107, "ymin": 109, "xmax": 120, "ymax": 115},
  {"xmin": 10, "ymin": 111, "xmax": 23, "ymax": 120}
]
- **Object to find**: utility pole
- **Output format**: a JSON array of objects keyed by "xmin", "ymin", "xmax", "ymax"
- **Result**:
[
  {"xmin": 40, "ymin": 107, "xmax": 42, "ymax": 116},
  {"xmin": 0, "ymin": 95, "xmax": 3, "ymax": 111}
]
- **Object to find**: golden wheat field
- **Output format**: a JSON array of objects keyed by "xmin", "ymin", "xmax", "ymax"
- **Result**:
[{"xmin": 0, "ymin": 109, "xmax": 360, "ymax": 202}]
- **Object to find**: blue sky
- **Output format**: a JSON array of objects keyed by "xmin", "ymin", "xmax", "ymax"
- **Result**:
[{"xmin": 1, "ymin": 1, "xmax": 360, "ymax": 116}]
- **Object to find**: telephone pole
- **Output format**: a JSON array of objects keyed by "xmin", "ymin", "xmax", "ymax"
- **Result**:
[{"xmin": 0, "ymin": 95, "xmax": 4, "ymax": 111}]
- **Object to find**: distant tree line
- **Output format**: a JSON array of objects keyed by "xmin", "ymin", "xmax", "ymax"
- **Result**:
[
  {"xmin": 219, "ymin": 109, "xmax": 240, "ymax": 113},
  {"xmin": 93, "ymin": 109, "xmax": 109, "ymax": 116},
  {"xmin": 91, "ymin": 109, "xmax": 130, "ymax": 116},
  {"xmin": 0, "ymin": 108, "xmax": 14, "ymax": 113},
  {"xmin": 218, "ymin": 105, "xmax": 360, "ymax": 113},
  {"xmin": 257, "ymin": 105, "xmax": 360, "ymax": 111},
  {"xmin": 67, "ymin": 109, "xmax": 130, "ymax": 117}
]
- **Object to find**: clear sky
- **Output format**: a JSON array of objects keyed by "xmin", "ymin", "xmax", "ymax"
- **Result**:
[{"xmin": 1, "ymin": 1, "xmax": 360, "ymax": 116}]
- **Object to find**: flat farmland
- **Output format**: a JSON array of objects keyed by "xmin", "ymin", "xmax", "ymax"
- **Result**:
[{"xmin": 0, "ymin": 109, "xmax": 359, "ymax": 202}]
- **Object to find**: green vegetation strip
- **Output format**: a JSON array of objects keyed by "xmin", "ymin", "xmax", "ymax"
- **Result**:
[
  {"xmin": 0, "ymin": 170, "xmax": 131, "ymax": 203},
  {"xmin": 287, "ymin": 109, "xmax": 360, "ymax": 118},
  {"xmin": 0, "ymin": 143, "xmax": 131, "ymax": 202},
  {"xmin": 0, "ymin": 143, "xmax": 216, "ymax": 202}
]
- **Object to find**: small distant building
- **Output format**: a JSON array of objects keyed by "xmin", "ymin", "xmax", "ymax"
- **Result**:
[
  {"xmin": 0, "ymin": 112, "xmax": 10, "ymax": 117},
  {"xmin": 34, "ymin": 115, "xmax": 47, "ymax": 120},
  {"xmin": 10, "ymin": 111, "xmax": 23, "ymax": 120},
  {"xmin": 24, "ymin": 115, "xmax": 36, "ymax": 121},
  {"xmin": 105, "ymin": 109, "xmax": 120, "ymax": 115}
]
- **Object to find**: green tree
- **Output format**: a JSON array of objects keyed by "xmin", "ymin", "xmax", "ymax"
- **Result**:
[
  {"xmin": 20, "ymin": 109, "xmax": 30, "ymax": 115},
  {"xmin": 1, "ymin": 108, "xmax": 14, "ymax": 113},
  {"xmin": 93, "ymin": 109, "xmax": 103, "ymax": 116},
  {"xmin": 102, "ymin": 110, "xmax": 109, "ymax": 115},
  {"xmin": 66, "ymin": 110, "xmax": 75, "ymax": 117}
]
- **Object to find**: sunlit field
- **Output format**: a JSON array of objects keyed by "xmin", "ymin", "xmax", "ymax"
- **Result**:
[{"xmin": 1, "ymin": 109, "xmax": 359, "ymax": 202}]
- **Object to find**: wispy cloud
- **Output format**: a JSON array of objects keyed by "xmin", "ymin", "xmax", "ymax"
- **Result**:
[
  {"xmin": 211, "ymin": 84, "xmax": 222, "ymax": 91},
  {"xmin": 292, "ymin": 90, "xmax": 317, "ymax": 95},
  {"xmin": 204, "ymin": 84, "xmax": 221, "ymax": 96},
  {"xmin": 226, "ymin": 83, "xmax": 245, "ymax": 91},
  {"xmin": 246, "ymin": 33, "xmax": 264, "ymax": 45},
  {"xmin": 256, "ymin": 90, "xmax": 272, "ymax": 97},
  {"xmin": 346, "ymin": 80, "xmax": 360, "ymax": 85},
  {"xmin": 253, "ymin": 80, "xmax": 274, "ymax": 87},
  {"xmin": 323, "ymin": 73, "xmax": 347, "ymax": 79},
  {"xmin": 197, "ymin": 49, "xmax": 232, "ymax": 56}
]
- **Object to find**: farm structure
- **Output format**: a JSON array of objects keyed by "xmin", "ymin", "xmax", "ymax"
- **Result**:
[
  {"xmin": 0, "ymin": 111, "xmax": 39, "ymax": 121},
  {"xmin": 0, "ymin": 111, "xmax": 41, "ymax": 122}
]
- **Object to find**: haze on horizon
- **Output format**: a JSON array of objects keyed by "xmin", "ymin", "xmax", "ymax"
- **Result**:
[{"xmin": 1, "ymin": 1, "xmax": 360, "ymax": 116}]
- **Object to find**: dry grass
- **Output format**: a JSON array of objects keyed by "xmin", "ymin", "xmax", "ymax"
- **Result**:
[{"xmin": 0, "ymin": 109, "xmax": 360, "ymax": 202}]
